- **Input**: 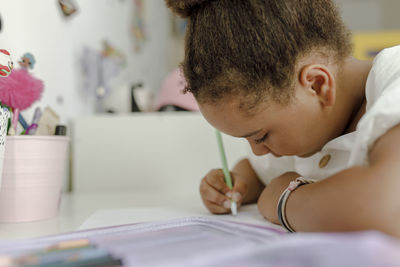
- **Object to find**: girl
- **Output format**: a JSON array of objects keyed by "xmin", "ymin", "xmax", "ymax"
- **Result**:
[{"xmin": 166, "ymin": 0, "xmax": 400, "ymax": 236}]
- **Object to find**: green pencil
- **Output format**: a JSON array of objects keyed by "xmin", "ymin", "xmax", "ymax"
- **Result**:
[{"xmin": 216, "ymin": 130, "xmax": 237, "ymax": 215}]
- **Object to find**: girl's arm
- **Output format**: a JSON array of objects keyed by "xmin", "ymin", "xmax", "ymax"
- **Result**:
[{"xmin": 257, "ymin": 124, "xmax": 400, "ymax": 237}]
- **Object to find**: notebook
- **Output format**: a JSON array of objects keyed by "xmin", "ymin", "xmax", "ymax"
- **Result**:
[{"xmin": 1, "ymin": 216, "xmax": 400, "ymax": 267}]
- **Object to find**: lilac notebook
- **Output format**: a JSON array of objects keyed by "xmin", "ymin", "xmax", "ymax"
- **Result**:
[{"xmin": 1, "ymin": 217, "xmax": 400, "ymax": 267}]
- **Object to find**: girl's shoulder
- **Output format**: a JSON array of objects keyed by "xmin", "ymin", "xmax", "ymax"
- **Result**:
[
  {"xmin": 365, "ymin": 45, "xmax": 400, "ymax": 109},
  {"xmin": 349, "ymin": 45, "xmax": 400, "ymax": 166}
]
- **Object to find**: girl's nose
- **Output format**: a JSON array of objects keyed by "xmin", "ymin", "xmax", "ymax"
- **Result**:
[{"xmin": 248, "ymin": 140, "xmax": 270, "ymax": 156}]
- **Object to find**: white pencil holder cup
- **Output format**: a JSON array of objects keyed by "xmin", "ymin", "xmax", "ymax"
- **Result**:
[
  {"xmin": 0, "ymin": 136, "xmax": 69, "ymax": 223},
  {"xmin": 0, "ymin": 108, "xmax": 8, "ymax": 187}
]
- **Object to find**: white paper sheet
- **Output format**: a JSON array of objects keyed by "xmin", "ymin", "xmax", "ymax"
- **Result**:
[{"xmin": 78, "ymin": 204, "xmax": 283, "ymax": 232}]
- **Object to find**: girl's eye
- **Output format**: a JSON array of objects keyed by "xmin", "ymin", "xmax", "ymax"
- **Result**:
[{"xmin": 254, "ymin": 133, "xmax": 269, "ymax": 144}]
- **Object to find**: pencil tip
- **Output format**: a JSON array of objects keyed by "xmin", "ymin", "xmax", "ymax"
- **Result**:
[{"xmin": 231, "ymin": 201, "xmax": 237, "ymax": 216}]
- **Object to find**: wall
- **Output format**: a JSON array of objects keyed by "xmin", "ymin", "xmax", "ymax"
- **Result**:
[
  {"xmin": 334, "ymin": 0, "xmax": 400, "ymax": 31},
  {"xmin": 0, "ymin": 0, "xmax": 170, "ymax": 123},
  {"xmin": 72, "ymin": 113, "xmax": 249, "ymax": 194}
]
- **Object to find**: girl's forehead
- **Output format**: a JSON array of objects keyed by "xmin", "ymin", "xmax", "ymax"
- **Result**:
[
  {"xmin": 202, "ymin": 93, "xmax": 304, "ymax": 124},
  {"xmin": 200, "ymin": 99, "xmax": 281, "ymax": 133}
]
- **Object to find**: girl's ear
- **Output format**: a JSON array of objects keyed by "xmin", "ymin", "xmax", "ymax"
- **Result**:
[{"xmin": 299, "ymin": 64, "xmax": 336, "ymax": 107}]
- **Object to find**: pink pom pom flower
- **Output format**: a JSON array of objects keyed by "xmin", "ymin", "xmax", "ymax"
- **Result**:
[{"xmin": 0, "ymin": 68, "xmax": 43, "ymax": 110}]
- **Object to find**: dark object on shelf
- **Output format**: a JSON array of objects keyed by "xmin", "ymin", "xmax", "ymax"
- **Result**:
[
  {"xmin": 131, "ymin": 83, "xmax": 143, "ymax": 112},
  {"xmin": 55, "ymin": 125, "xmax": 67, "ymax": 136},
  {"xmin": 158, "ymin": 105, "xmax": 189, "ymax": 112}
]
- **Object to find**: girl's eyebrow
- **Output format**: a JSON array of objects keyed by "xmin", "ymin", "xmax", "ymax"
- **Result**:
[{"xmin": 240, "ymin": 129, "xmax": 262, "ymax": 138}]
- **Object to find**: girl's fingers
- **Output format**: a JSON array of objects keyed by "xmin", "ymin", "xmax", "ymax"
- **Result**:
[
  {"xmin": 200, "ymin": 176, "xmax": 227, "ymax": 206},
  {"xmin": 229, "ymin": 177, "xmax": 248, "ymax": 205},
  {"xmin": 202, "ymin": 199, "xmax": 230, "ymax": 214},
  {"xmin": 204, "ymin": 169, "xmax": 231, "ymax": 193},
  {"xmin": 199, "ymin": 168, "xmax": 244, "ymax": 214}
]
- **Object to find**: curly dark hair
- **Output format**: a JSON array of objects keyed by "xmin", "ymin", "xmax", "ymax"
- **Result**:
[{"xmin": 165, "ymin": 0, "xmax": 352, "ymax": 113}]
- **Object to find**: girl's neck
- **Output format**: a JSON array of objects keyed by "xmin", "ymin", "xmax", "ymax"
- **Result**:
[{"xmin": 338, "ymin": 57, "xmax": 372, "ymax": 134}]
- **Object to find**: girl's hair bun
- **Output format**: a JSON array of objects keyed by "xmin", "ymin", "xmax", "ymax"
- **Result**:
[{"xmin": 165, "ymin": 0, "xmax": 211, "ymax": 18}]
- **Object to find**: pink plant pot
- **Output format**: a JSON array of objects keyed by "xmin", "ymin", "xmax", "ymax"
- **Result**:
[{"xmin": 0, "ymin": 136, "xmax": 69, "ymax": 223}]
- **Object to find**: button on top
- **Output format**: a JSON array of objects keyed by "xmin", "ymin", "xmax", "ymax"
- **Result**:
[{"xmin": 319, "ymin": 154, "xmax": 331, "ymax": 168}]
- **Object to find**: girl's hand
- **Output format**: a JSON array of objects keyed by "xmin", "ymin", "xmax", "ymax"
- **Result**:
[{"xmin": 199, "ymin": 168, "xmax": 248, "ymax": 214}]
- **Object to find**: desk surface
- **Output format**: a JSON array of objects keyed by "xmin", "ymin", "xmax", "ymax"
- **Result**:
[{"xmin": 0, "ymin": 193, "xmax": 281, "ymax": 241}]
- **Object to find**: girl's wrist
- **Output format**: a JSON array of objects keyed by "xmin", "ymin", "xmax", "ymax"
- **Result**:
[
  {"xmin": 277, "ymin": 177, "xmax": 315, "ymax": 232},
  {"xmin": 258, "ymin": 172, "xmax": 299, "ymax": 223}
]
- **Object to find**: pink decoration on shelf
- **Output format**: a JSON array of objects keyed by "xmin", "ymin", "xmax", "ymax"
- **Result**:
[
  {"xmin": 154, "ymin": 68, "xmax": 199, "ymax": 111},
  {"xmin": 0, "ymin": 68, "xmax": 43, "ymax": 134},
  {"xmin": 0, "ymin": 68, "xmax": 43, "ymax": 110}
]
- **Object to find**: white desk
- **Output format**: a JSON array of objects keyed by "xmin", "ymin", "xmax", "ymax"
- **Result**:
[{"xmin": 0, "ymin": 192, "xmax": 281, "ymax": 241}]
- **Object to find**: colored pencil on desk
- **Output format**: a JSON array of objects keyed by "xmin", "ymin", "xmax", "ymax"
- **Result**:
[{"xmin": 8, "ymin": 239, "xmax": 122, "ymax": 267}]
